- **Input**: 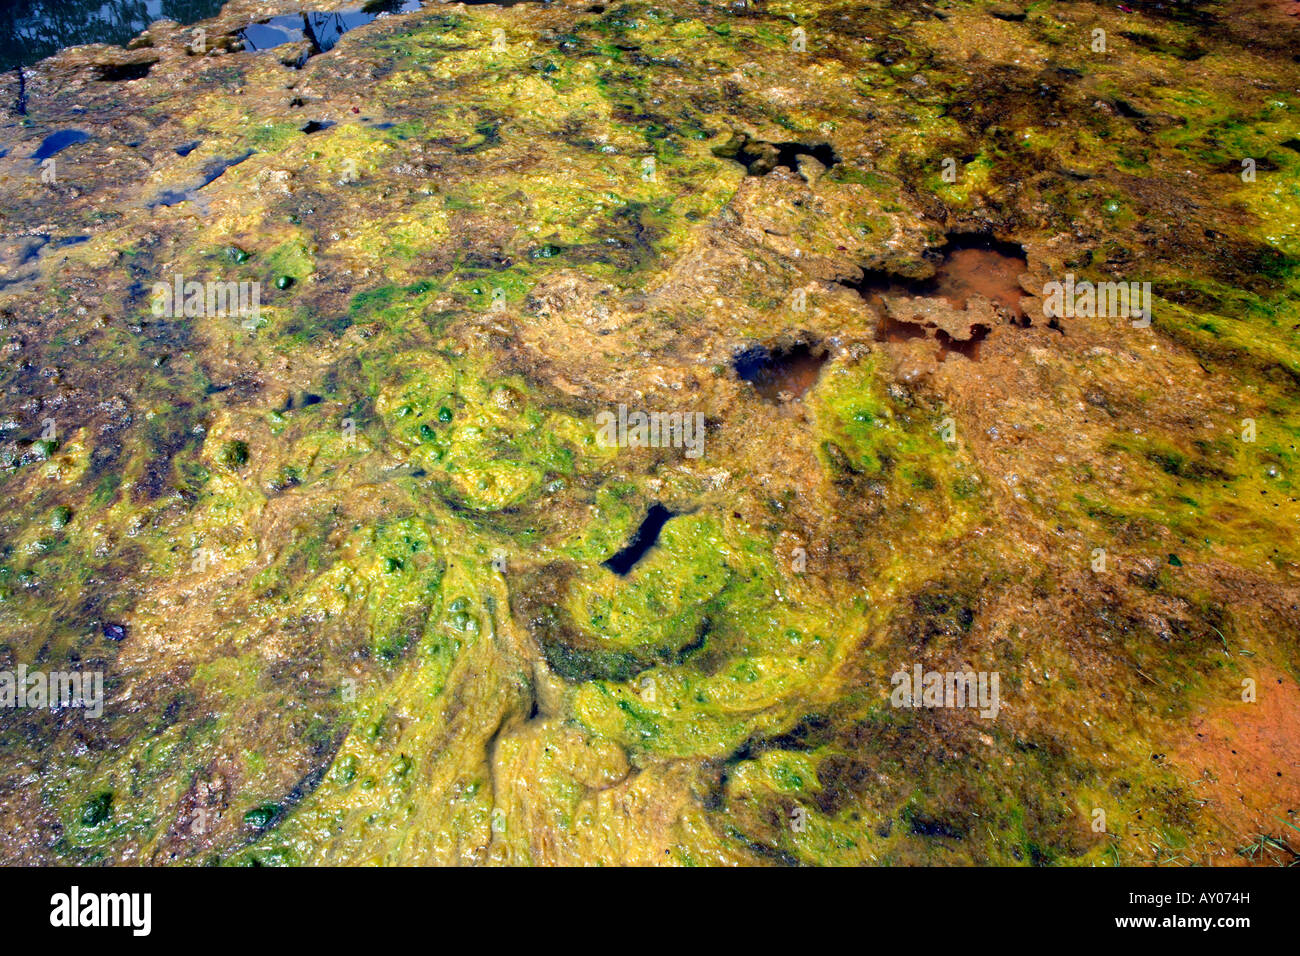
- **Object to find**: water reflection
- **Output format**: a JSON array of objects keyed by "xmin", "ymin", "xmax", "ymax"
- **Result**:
[
  {"xmin": 239, "ymin": 7, "xmax": 418, "ymax": 56},
  {"xmin": 1, "ymin": 0, "xmax": 225, "ymax": 70}
]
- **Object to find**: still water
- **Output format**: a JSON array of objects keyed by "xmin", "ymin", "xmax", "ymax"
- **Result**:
[{"xmin": 1, "ymin": 1, "xmax": 226, "ymax": 70}]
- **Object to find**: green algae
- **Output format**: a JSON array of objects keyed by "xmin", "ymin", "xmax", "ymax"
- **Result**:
[{"xmin": 0, "ymin": 0, "xmax": 1297, "ymax": 868}]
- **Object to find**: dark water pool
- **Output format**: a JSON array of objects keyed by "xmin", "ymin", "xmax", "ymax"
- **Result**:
[
  {"xmin": 0, "ymin": 0, "xmax": 226, "ymax": 71},
  {"xmin": 238, "ymin": 4, "xmax": 421, "ymax": 61}
]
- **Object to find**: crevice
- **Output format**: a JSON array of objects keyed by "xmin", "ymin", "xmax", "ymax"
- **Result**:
[
  {"xmin": 875, "ymin": 311, "xmax": 929, "ymax": 344},
  {"xmin": 712, "ymin": 131, "xmax": 840, "ymax": 177},
  {"xmin": 935, "ymin": 324, "xmax": 991, "ymax": 361},
  {"xmin": 94, "ymin": 60, "xmax": 156, "ymax": 81},
  {"xmin": 733, "ymin": 338, "xmax": 828, "ymax": 402},
  {"xmin": 150, "ymin": 150, "xmax": 254, "ymax": 207}
]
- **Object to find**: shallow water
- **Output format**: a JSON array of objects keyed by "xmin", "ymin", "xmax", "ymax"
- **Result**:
[
  {"xmin": 238, "ymin": 8, "xmax": 415, "ymax": 56},
  {"xmin": 31, "ymin": 128, "xmax": 89, "ymax": 162},
  {"xmin": 735, "ymin": 342, "xmax": 829, "ymax": 402},
  {"xmin": 0, "ymin": 0, "xmax": 1295, "ymax": 871},
  {"xmin": 0, "ymin": 0, "xmax": 225, "ymax": 71},
  {"xmin": 931, "ymin": 247, "xmax": 1027, "ymax": 319},
  {"xmin": 858, "ymin": 240, "xmax": 1027, "ymax": 319}
]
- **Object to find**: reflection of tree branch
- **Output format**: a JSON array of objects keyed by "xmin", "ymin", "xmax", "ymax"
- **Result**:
[
  {"xmin": 164, "ymin": 0, "xmax": 224, "ymax": 22},
  {"xmin": 13, "ymin": 66, "xmax": 27, "ymax": 115},
  {"xmin": 300, "ymin": 13, "xmax": 323, "ymax": 56},
  {"xmin": 108, "ymin": 2, "xmax": 150, "ymax": 34}
]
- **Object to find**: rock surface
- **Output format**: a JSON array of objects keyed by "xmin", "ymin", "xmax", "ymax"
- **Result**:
[{"xmin": 0, "ymin": 0, "xmax": 1297, "ymax": 865}]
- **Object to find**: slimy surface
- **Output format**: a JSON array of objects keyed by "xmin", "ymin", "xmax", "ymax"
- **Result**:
[{"xmin": 0, "ymin": 0, "xmax": 1297, "ymax": 866}]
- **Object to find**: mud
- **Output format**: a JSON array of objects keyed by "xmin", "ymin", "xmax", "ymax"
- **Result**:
[{"xmin": 1170, "ymin": 667, "xmax": 1300, "ymax": 862}]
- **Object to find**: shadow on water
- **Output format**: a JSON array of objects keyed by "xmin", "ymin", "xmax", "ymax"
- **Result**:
[
  {"xmin": 0, "ymin": 0, "xmax": 226, "ymax": 71},
  {"xmin": 237, "ymin": 1, "xmax": 538, "ymax": 63},
  {"xmin": 733, "ymin": 341, "xmax": 828, "ymax": 403},
  {"xmin": 238, "ymin": 9, "xmax": 398, "ymax": 58}
]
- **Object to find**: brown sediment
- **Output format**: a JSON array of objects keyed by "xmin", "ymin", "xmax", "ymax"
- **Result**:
[
  {"xmin": 1170, "ymin": 667, "xmax": 1300, "ymax": 860},
  {"xmin": 850, "ymin": 236, "xmax": 1028, "ymax": 363},
  {"xmin": 931, "ymin": 247, "xmax": 1027, "ymax": 321},
  {"xmin": 1258, "ymin": 0, "xmax": 1300, "ymax": 19}
]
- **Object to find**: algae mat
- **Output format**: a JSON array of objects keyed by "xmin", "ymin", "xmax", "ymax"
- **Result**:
[{"xmin": 0, "ymin": 0, "xmax": 1297, "ymax": 866}]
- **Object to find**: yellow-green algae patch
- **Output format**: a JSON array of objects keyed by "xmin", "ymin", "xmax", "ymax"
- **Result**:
[{"xmin": 0, "ymin": 0, "xmax": 1298, "ymax": 866}]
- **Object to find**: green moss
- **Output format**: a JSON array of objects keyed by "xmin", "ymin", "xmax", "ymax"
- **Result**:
[
  {"xmin": 219, "ymin": 440, "xmax": 249, "ymax": 470},
  {"xmin": 80, "ymin": 791, "xmax": 113, "ymax": 828},
  {"xmin": 0, "ymin": 0, "xmax": 1293, "ymax": 868},
  {"xmin": 49, "ymin": 505, "xmax": 73, "ymax": 530},
  {"xmin": 243, "ymin": 804, "xmax": 280, "ymax": 830}
]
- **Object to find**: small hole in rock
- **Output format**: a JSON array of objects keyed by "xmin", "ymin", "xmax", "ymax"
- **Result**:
[
  {"xmin": 848, "ymin": 232, "xmax": 1029, "ymax": 357},
  {"xmin": 713, "ymin": 132, "xmax": 840, "ymax": 177},
  {"xmin": 604, "ymin": 504, "xmax": 674, "ymax": 576},
  {"xmin": 734, "ymin": 341, "xmax": 828, "ymax": 402},
  {"xmin": 94, "ymin": 61, "xmax": 155, "ymax": 81},
  {"xmin": 936, "ymin": 324, "xmax": 990, "ymax": 361},
  {"xmin": 875, "ymin": 313, "xmax": 929, "ymax": 345}
]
